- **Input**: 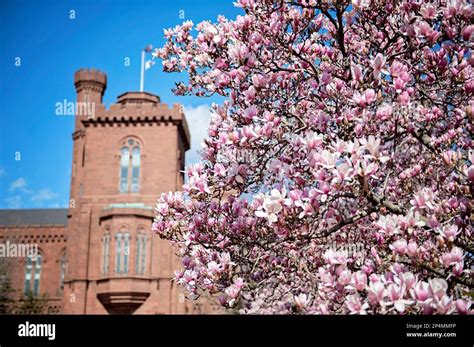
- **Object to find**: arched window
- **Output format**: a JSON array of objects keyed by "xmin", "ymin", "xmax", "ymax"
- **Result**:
[
  {"xmin": 135, "ymin": 232, "xmax": 147, "ymax": 274},
  {"xmin": 115, "ymin": 232, "xmax": 130, "ymax": 274},
  {"xmin": 120, "ymin": 147, "xmax": 130, "ymax": 193},
  {"xmin": 24, "ymin": 253, "xmax": 42, "ymax": 295},
  {"xmin": 123, "ymin": 233, "xmax": 130, "ymax": 274},
  {"xmin": 59, "ymin": 252, "xmax": 67, "ymax": 292},
  {"xmin": 101, "ymin": 233, "xmax": 110, "ymax": 275},
  {"xmin": 119, "ymin": 138, "xmax": 141, "ymax": 193},
  {"xmin": 24, "ymin": 257, "xmax": 32, "ymax": 294},
  {"xmin": 115, "ymin": 232, "xmax": 122, "ymax": 273},
  {"xmin": 131, "ymin": 147, "xmax": 141, "ymax": 193}
]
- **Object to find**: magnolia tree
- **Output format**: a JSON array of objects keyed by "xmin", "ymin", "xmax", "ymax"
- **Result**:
[{"xmin": 153, "ymin": 0, "xmax": 473, "ymax": 314}]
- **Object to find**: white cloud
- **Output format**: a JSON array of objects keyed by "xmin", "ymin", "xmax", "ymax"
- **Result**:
[
  {"xmin": 30, "ymin": 188, "xmax": 59, "ymax": 203},
  {"xmin": 0, "ymin": 168, "xmax": 5, "ymax": 177},
  {"xmin": 5, "ymin": 195, "xmax": 21, "ymax": 209},
  {"xmin": 183, "ymin": 104, "xmax": 212, "ymax": 166},
  {"xmin": 9, "ymin": 177, "xmax": 27, "ymax": 192},
  {"xmin": 4, "ymin": 177, "xmax": 60, "ymax": 208}
]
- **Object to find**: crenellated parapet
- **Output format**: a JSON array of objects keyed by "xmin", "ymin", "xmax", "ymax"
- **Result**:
[
  {"xmin": 74, "ymin": 68, "xmax": 107, "ymax": 98},
  {"xmin": 82, "ymin": 91, "xmax": 190, "ymax": 150}
]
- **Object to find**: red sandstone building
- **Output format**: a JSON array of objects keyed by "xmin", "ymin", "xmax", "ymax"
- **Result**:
[{"xmin": 0, "ymin": 69, "xmax": 212, "ymax": 314}]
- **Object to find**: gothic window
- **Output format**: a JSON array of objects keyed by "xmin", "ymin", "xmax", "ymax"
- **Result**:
[
  {"xmin": 24, "ymin": 253, "xmax": 42, "ymax": 295},
  {"xmin": 101, "ymin": 233, "xmax": 110, "ymax": 275},
  {"xmin": 131, "ymin": 147, "xmax": 141, "ymax": 193},
  {"xmin": 115, "ymin": 231, "xmax": 130, "ymax": 274},
  {"xmin": 59, "ymin": 252, "xmax": 67, "ymax": 292},
  {"xmin": 123, "ymin": 233, "xmax": 130, "ymax": 274},
  {"xmin": 24, "ymin": 258, "xmax": 32, "ymax": 294},
  {"xmin": 115, "ymin": 232, "xmax": 122, "ymax": 273},
  {"xmin": 120, "ymin": 147, "xmax": 130, "ymax": 193},
  {"xmin": 135, "ymin": 232, "xmax": 147, "ymax": 274},
  {"xmin": 119, "ymin": 138, "xmax": 141, "ymax": 193}
]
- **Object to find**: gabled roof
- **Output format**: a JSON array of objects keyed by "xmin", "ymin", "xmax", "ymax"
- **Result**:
[{"xmin": 0, "ymin": 209, "xmax": 68, "ymax": 226}]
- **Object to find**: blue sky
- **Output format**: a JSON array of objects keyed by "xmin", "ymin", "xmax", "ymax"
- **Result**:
[{"xmin": 0, "ymin": 0, "xmax": 242, "ymax": 209}]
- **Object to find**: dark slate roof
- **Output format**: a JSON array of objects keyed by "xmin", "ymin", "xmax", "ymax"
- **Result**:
[{"xmin": 0, "ymin": 209, "xmax": 68, "ymax": 226}]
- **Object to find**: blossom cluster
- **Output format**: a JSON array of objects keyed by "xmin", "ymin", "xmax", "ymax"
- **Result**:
[{"xmin": 153, "ymin": 0, "xmax": 473, "ymax": 314}]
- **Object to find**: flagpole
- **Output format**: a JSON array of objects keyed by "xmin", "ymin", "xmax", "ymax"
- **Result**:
[{"xmin": 140, "ymin": 49, "xmax": 145, "ymax": 92}]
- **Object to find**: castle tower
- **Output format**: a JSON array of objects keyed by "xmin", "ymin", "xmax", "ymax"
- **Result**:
[
  {"xmin": 68, "ymin": 69, "xmax": 107, "ymax": 212},
  {"xmin": 73, "ymin": 69, "xmax": 107, "ymax": 130},
  {"xmin": 62, "ymin": 68, "xmax": 193, "ymax": 314}
]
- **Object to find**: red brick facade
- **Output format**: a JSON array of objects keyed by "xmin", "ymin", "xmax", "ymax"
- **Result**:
[
  {"xmin": 0, "ymin": 224, "xmax": 66, "ymax": 314},
  {"xmin": 0, "ymin": 69, "xmax": 218, "ymax": 314}
]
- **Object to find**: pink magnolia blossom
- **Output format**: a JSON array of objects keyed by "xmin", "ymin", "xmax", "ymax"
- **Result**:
[
  {"xmin": 294, "ymin": 293, "xmax": 310, "ymax": 310},
  {"xmin": 255, "ymin": 189, "xmax": 284, "ymax": 226},
  {"xmin": 390, "ymin": 239, "xmax": 408, "ymax": 256},
  {"xmin": 371, "ymin": 53, "xmax": 386, "ymax": 79},
  {"xmin": 410, "ymin": 188, "xmax": 436, "ymax": 210},
  {"xmin": 346, "ymin": 294, "xmax": 369, "ymax": 314},
  {"xmin": 439, "ymin": 225, "xmax": 460, "ymax": 242},
  {"xmin": 352, "ymin": 271, "xmax": 367, "ymax": 291}
]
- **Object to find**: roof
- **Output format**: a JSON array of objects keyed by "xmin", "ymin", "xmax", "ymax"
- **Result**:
[{"xmin": 0, "ymin": 209, "xmax": 68, "ymax": 226}]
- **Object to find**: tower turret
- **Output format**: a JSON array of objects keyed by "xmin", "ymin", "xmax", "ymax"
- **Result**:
[
  {"xmin": 73, "ymin": 69, "xmax": 107, "ymax": 131},
  {"xmin": 74, "ymin": 68, "xmax": 107, "ymax": 103}
]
